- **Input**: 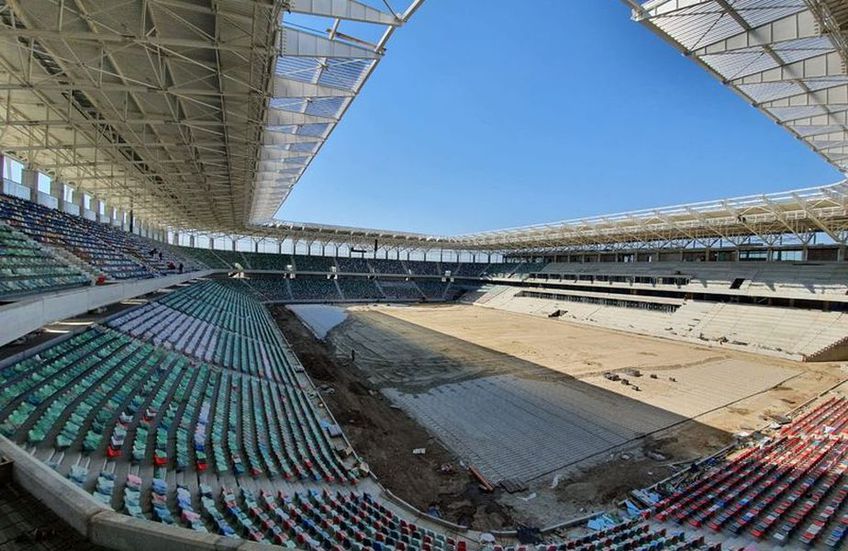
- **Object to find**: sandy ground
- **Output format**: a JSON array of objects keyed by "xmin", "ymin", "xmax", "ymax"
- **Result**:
[{"xmin": 275, "ymin": 303, "xmax": 847, "ymax": 530}]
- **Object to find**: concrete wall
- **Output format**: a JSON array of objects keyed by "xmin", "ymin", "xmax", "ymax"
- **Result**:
[
  {"xmin": 0, "ymin": 436, "xmax": 273, "ymax": 551},
  {"xmin": 0, "ymin": 270, "xmax": 217, "ymax": 347}
]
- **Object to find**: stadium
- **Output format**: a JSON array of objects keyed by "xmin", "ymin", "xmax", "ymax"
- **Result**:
[{"xmin": 2, "ymin": 0, "xmax": 848, "ymax": 550}]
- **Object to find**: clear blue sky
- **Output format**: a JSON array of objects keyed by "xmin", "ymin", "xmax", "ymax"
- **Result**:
[{"xmin": 275, "ymin": 0, "xmax": 842, "ymax": 235}]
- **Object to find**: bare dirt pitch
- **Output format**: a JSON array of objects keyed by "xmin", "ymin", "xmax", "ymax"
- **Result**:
[{"xmin": 273, "ymin": 303, "xmax": 847, "ymax": 530}]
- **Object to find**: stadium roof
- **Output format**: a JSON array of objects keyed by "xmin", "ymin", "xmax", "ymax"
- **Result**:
[
  {"xmin": 247, "ymin": 182, "xmax": 848, "ymax": 252},
  {"xmin": 0, "ymin": 0, "xmax": 421, "ymax": 231},
  {"xmin": 451, "ymin": 182, "xmax": 848, "ymax": 252},
  {"xmin": 625, "ymin": 0, "xmax": 848, "ymax": 173}
]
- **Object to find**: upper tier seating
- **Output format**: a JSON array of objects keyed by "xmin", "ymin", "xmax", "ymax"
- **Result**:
[
  {"xmin": 175, "ymin": 247, "xmax": 231, "ymax": 269},
  {"xmin": 241, "ymin": 252, "xmax": 293, "ymax": 271},
  {"xmin": 369, "ymin": 259, "xmax": 406, "ymax": 274},
  {"xmin": 653, "ymin": 396, "xmax": 848, "ymax": 549},
  {"xmin": 481, "ymin": 263, "xmax": 520, "ymax": 278},
  {"xmin": 294, "ymin": 255, "xmax": 336, "ymax": 272},
  {"xmin": 511, "ymin": 262, "xmax": 546, "ymax": 275},
  {"xmin": 404, "ymin": 260, "xmax": 441, "ymax": 276},
  {"xmin": 539, "ymin": 261, "xmax": 848, "ymax": 298},
  {"xmin": 335, "ymin": 257, "xmax": 372, "ymax": 273},
  {"xmin": 454, "ymin": 263, "xmax": 487, "ymax": 277},
  {"xmin": 0, "ymin": 223, "xmax": 90, "ymax": 298},
  {"xmin": 440, "ymin": 263, "xmax": 460, "ymax": 276},
  {"xmin": 0, "ymin": 194, "xmax": 154, "ymax": 279}
]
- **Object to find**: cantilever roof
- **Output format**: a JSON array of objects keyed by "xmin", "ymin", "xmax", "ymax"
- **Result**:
[
  {"xmin": 626, "ymin": 0, "xmax": 848, "ymax": 173},
  {"xmin": 0, "ymin": 0, "xmax": 421, "ymax": 231},
  {"xmin": 248, "ymin": 182, "xmax": 848, "ymax": 252}
]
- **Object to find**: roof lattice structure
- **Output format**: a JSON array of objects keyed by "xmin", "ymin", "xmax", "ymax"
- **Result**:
[
  {"xmin": 0, "ymin": 0, "xmax": 421, "ymax": 232},
  {"xmin": 625, "ymin": 0, "xmax": 848, "ymax": 173}
]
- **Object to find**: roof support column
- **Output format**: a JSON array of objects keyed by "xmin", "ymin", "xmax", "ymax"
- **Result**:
[
  {"xmin": 49, "ymin": 179, "xmax": 65, "ymax": 211},
  {"xmin": 21, "ymin": 168, "xmax": 37, "ymax": 200}
]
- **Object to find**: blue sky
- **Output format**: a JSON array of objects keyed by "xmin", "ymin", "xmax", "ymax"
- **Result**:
[{"xmin": 275, "ymin": 0, "xmax": 842, "ymax": 235}]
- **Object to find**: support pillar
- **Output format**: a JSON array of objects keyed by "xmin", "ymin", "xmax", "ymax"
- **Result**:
[
  {"xmin": 21, "ymin": 168, "xmax": 38, "ymax": 199},
  {"xmin": 49, "ymin": 180, "xmax": 65, "ymax": 210}
]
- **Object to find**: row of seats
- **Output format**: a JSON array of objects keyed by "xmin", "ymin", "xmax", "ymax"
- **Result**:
[
  {"xmin": 538, "ymin": 261, "xmax": 848, "ymax": 297},
  {"xmin": 173, "ymin": 246, "xmax": 528, "ymax": 279},
  {"xmin": 652, "ymin": 396, "xmax": 848, "ymax": 549},
  {"xmin": 0, "ymin": 329, "xmax": 353, "ymax": 485},
  {"xmin": 337, "ymin": 279, "xmax": 384, "ymax": 301},
  {"xmin": 0, "ymin": 193, "xmax": 198, "ymax": 280},
  {"xmin": 0, "ymin": 223, "xmax": 90, "ymax": 298},
  {"xmin": 234, "ymin": 275, "xmax": 461, "ymax": 303}
]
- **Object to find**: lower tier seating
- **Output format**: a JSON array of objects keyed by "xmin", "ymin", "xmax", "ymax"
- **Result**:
[
  {"xmin": 0, "ymin": 325, "xmax": 354, "ymax": 485},
  {"xmin": 378, "ymin": 280, "xmax": 423, "ymax": 300},
  {"xmin": 338, "ymin": 278, "xmax": 384, "ymax": 301},
  {"xmin": 416, "ymin": 280, "xmax": 448, "ymax": 300},
  {"xmin": 240, "ymin": 275, "xmax": 293, "ymax": 301},
  {"xmin": 289, "ymin": 276, "xmax": 341, "ymax": 301},
  {"xmin": 652, "ymin": 396, "xmax": 848, "ymax": 549}
]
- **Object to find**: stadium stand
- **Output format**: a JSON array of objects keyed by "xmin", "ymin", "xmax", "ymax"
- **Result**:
[
  {"xmin": 454, "ymin": 263, "xmax": 488, "ymax": 277},
  {"xmin": 289, "ymin": 276, "xmax": 342, "ymax": 302},
  {"xmin": 404, "ymin": 260, "xmax": 441, "ymax": 276},
  {"xmin": 470, "ymin": 284, "xmax": 848, "ymax": 361},
  {"xmin": 652, "ymin": 395, "xmax": 848, "ymax": 549},
  {"xmin": 175, "ymin": 247, "xmax": 230, "ymax": 270},
  {"xmin": 481, "ymin": 263, "xmax": 521, "ymax": 279},
  {"xmin": 441, "ymin": 262, "xmax": 460, "ymax": 276},
  {"xmin": 0, "ymin": 194, "xmax": 203, "ymax": 282},
  {"xmin": 240, "ymin": 251, "xmax": 292, "ymax": 271},
  {"xmin": 239, "ymin": 275, "xmax": 292, "ymax": 302},
  {"xmin": 0, "ymin": 281, "xmax": 356, "ymax": 488},
  {"xmin": 337, "ymin": 278, "xmax": 384, "ymax": 301},
  {"xmin": 416, "ymin": 280, "xmax": 449, "ymax": 300},
  {"xmin": 536, "ymin": 261, "xmax": 848, "ymax": 298},
  {"xmin": 336, "ymin": 257, "xmax": 372, "ymax": 274},
  {"xmin": 0, "ymin": 195, "xmax": 154, "ymax": 280},
  {"xmin": 377, "ymin": 279, "xmax": 424, "ymax": 301},
  {"xmin": 0, "ymin": 223, "xmax": 91, "ymax": 299},
  {"xmin": 369, "ymin": 259, "xmax": 406, "ymax": 274},
  {"xmin": 293, "ymin": 255, "xmax": 336, "ymax": 273}
]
